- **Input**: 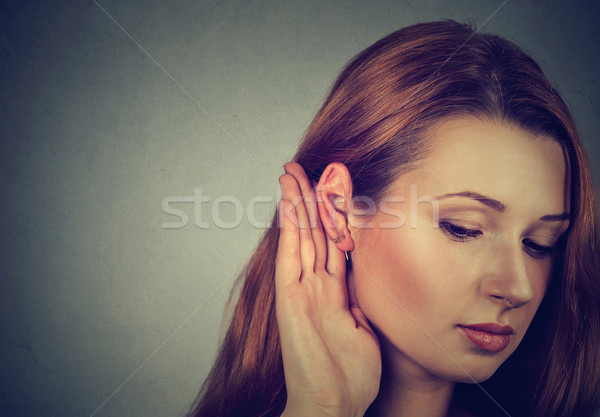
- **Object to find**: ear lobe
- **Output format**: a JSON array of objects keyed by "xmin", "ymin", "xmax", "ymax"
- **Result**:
[{"xmin": 316, "ymin": 162, "xmax": 355, "ymax": 252}]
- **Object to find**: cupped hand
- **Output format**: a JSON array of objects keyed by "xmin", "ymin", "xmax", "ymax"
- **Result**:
[{"xmin": 275, "ymin": 162, "xmax": 381, "ymax": 417}]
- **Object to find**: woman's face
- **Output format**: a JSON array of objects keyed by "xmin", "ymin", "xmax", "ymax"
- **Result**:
[{"xmin": 349, "ymin": 117, "xmax": 570, "ymax": 383}]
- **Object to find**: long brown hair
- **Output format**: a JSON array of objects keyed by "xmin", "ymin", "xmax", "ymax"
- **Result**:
[{"xmin": 188, "ymin": 20, "xmax": 600, "ymax": 417}]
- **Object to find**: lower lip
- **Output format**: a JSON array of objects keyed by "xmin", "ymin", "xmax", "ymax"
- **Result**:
[{"xmin": 459, "ymin": 326, "xmax": 510, "ymax": 352}]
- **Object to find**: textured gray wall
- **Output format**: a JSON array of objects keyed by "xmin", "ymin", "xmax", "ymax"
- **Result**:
[{"xmin": 1, "ymin": 1, "xmax": 598, "ymax": 416}]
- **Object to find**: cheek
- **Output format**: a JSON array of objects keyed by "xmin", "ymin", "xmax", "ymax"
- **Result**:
[
  {"xmin": 522, "ymin": 259, "xmax": 551, "ymax": 320},
  {"xmin": 519, "ymin": 256, "xmax": 553, "ymax": 315},
  {"xmin": 530, "ymin": 257, "xmax": 554, "ymax": 294},
  {"xmin": 351, "ymin": 225, "xmax": 462, "ymax": 330}
]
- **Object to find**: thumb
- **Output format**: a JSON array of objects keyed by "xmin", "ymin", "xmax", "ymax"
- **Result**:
[{"xmin": 347, "ymin": 268, "xmax": 373, "ymax": 331}]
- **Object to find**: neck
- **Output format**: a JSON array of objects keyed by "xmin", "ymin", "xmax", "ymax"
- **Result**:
[{"xmin": 366, "ymin": 336, "xmax": 460, "ymax": 417}]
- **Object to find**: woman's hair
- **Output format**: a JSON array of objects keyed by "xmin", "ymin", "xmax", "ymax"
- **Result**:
[{"xmin": 188, "ymin": 20, "xmax": 600, "ymax": 417}]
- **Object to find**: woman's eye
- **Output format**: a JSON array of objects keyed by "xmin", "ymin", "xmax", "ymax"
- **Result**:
[
  {"xmin": 439, "ymin": 221, "xmax": 482, "ymax": 242},
  {"xmin": 522, "ymin": 238, "xmax": 555, "ymax": 259}
]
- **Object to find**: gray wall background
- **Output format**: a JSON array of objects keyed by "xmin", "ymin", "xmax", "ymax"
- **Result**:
[{"xmin": 1, "ymin": 1, "xmax": 598, "ymax": 416}]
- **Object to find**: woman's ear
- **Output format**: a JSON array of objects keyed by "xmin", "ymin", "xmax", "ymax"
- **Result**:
[{"xmin": 316, "ymin": 162, "xmax": 355, "ymax": 252}]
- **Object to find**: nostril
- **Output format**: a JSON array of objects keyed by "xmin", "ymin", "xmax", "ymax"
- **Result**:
[{"xmin": 490, "ymin": 294, "xmax": 514, "ymax": 307}]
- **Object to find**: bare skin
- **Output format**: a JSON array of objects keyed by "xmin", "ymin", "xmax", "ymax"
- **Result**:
[
  {"xmin": 276, "ymin": 162, "xmax": 381, "ymax": 417},
  {"xmin": 276, "ymin": 117, "xmax": 569, "ymax": 417}
]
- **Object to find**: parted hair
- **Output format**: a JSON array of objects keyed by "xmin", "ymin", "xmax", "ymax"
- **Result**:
[{"xmin": 188, "ymin": 20, "xmax": 600, "ymax": 417}]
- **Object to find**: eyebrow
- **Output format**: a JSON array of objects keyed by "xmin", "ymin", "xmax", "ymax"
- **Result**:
[
  {"xmin": 434, "ymin": 191, "xmax": 506, "ymax": 212},
  {"xmin": 539, "ymin": 213, "xmax": 570, "ymax": 222},
  {"xmin": 434, "ymin": 191, "xmax": 570, "ymax": 221}
]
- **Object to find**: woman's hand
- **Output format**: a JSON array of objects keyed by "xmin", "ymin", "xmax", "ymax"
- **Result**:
[{"xmin": 275, "ymin": 162, "xmax": 381, "ymax": 417}]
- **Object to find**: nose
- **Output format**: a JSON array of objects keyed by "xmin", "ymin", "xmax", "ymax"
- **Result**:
[{"xmin": 481, "ymin": 241, "xmax": 534, "ymax": 309}]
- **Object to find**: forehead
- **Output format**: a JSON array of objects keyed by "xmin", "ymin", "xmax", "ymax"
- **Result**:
[{"xmin": 397, "ymin": 117, "xmax": 569, "ymax": 213}]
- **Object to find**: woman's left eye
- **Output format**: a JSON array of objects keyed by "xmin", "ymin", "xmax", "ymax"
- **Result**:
[
  {"xmin": 439, "ymin": 221, "xmax": 482, "ymax": 242},
  {"xmin": 440, "ymin": 222, "xmax": 558, "ymax": 258},
  {"xmin": 522, "ymin": 238, "xmax": 555, "ymax": 258}
]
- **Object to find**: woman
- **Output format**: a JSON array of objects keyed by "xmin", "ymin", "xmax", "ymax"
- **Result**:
[{"xmin": 188, "ymin": 20, "xmax": 600, "ymax": 417}]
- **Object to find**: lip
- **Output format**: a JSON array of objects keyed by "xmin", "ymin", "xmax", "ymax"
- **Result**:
[{"xmin": 458, "ymin": 323, "xmax": 514, "ymax": 352}]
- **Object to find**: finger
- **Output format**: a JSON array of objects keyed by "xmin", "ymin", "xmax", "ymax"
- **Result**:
[
  {"xmin": 284, "ymin": 162, "xmax": 328, "ymax": 272},
  {"xmin": 279, "ymin": 173, "xmax": 315, "ymax": 271},
  {"xmin": 275, "ymin": 199, "xmax": 301, "ymax": 289},
  {"xmin": 346, "ymin": 270, "xmax": 374, "ymax": 331}
]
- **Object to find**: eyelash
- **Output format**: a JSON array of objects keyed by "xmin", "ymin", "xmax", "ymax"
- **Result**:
[
  {"xmin": 522, "ymin": 238, "xmax": 555, "ymax": 258},
  {"xmin": 439, "ymin": 221, "xmax": 482, "ymax": 241},
  {"xmin": 439, "ymin": 221, "xmax": 556, "ymax": 258}
]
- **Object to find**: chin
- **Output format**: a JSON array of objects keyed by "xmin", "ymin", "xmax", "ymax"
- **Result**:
[
  {"xmin": 451, "ymin": 370, "xmax": 496, "ymax": 384},
  {"xmin": 443, "ymin": 358, "xmax": 507, "ymax": 384}
]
